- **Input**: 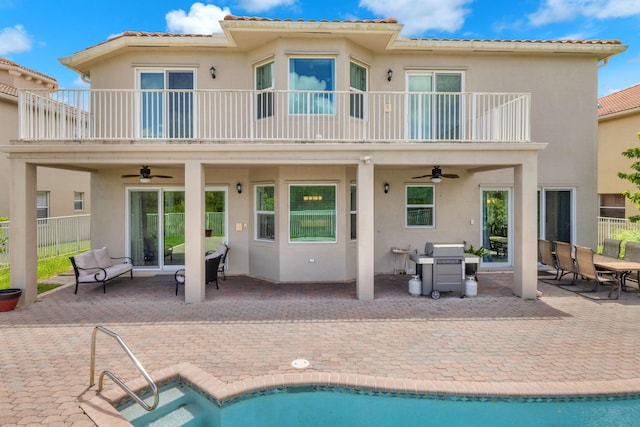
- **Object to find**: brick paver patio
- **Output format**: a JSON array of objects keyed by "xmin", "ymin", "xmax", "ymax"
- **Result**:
[{"xmin": 1, "ymin": 271, "xmax": 639, "ymax": 425}]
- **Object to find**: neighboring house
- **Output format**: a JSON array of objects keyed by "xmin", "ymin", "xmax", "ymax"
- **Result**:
[
  {"xmin": 0, "ymin": 58, "xmax": 91, "ymax": 219},
  {"xmin": 598, "ymin": 83, "xmax": 640, "ymax": 220},
  {"xmin": 3, "ymin": 17, "xmax": 625, "ymax": 305}
]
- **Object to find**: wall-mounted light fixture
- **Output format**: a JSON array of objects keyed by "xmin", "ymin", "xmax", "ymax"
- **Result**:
[
  {"xmin": 236, "ymin": 182, "xmax": 242, "ymax": 194},
  {"xmin": 210, "ymin": 66, "xmax": 216, "ymax": 79},
  {"xmin": 387, "ymin": 69, "xmax": 393, "ymax": 81},
  {"xmin": 384, "ymin": 182, "xmax": 390, "ymax": 194}
]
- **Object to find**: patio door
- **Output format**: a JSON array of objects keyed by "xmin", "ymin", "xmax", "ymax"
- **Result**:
[
  {"xmin": 138, "ymin": 69, "xmax": 194, "ymax": 138},
  {"xmin": 481, "ymin": 189, "xmax": 512, "ymax": 267},
  {"xmin": 539, "ymin": 188, "xmax": 574, "ymax": 243},
  {"xmin": 128, "ymin": 187, "xmax": 227, "ymax": 269},
  {"xmin": 407, "ymin": 72, "xmax": 462, "ymax": 140}
]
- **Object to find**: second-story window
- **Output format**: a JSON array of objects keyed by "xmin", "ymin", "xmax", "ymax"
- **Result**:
[
  {"xmin": 350, "ymin": 62, "xmax": 367, "ymax": 119},
  {"xmin": 139, "ymin": 69, "xmax": 194, "ymax": 139},
  {"xmin": 289, "ymin": 58, "xmax": 335, "ymax": 115},
  {"xmin": 256, "ymin": 61, "xmax": 274, "ymax": 119}
]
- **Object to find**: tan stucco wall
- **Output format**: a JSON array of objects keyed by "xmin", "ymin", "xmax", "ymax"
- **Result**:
[
  {"xmin": 0, "ymin": 68, "xmax": 91, "ymax": 218},
  {"xmin": 598, "ymin": 112, "xmax": 640, "ymax": 218}
]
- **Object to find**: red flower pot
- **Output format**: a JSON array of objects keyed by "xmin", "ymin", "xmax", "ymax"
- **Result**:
[{"xmin": 0, "ymin": 289, "xmax": 22, "ymax": 312}]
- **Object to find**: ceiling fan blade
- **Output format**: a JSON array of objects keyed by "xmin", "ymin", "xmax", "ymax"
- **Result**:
[
  {"xmin": 441, "ymin": 174, "xmax": 460, "ymax": 178},
  {"xmin": 411, "ymin": 174, "xmax": 432, "ymax": 179},
  {"xmin": 121, "ymin": 174, "xmax": 140, "ymax": 178},
  {"xmin": 150, "ymin": 175, "xmax": 173, "ymax": 179}
]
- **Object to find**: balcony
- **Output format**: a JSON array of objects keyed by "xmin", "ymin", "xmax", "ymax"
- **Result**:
[{"xmin": 18, "ymin": 89, "xmax": 530, "ymax": 143}]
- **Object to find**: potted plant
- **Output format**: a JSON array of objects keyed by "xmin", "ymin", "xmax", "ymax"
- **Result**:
[
  {"xmin": 463, "ymin": 241, "xmax": 489, "ymax": 277},
  {"xmin": 0, "ymin": 288, "xmax": 22, "ymax": 312}
]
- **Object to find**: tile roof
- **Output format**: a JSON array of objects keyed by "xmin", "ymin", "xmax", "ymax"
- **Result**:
[
  {"xmin": 0, "ymin": 57, "xmax": 57, "ymax": 84},
  {"xmin": 223, "ymin": 15, "xmax": 399, "ymax": 24},
  {"xmin": 598, "ymin": 83, "xmax": 640, "ymax": 117},
  {"xmin": 0, "ymin": 82, "xmax": 17, "ymax": 98}
]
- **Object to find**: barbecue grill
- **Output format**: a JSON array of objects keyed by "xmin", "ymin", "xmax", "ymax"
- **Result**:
[{"xmin": 413, "ymin": 242, "xmax": 466, "ymax": 299}]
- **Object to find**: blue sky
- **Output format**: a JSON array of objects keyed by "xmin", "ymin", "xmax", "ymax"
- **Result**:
[{"xmin": 1, "ymin": 0, "xmax": 639, "ymax": 96}]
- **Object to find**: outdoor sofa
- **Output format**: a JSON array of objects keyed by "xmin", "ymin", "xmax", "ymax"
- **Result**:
[{"xmin": 69, "ymin": 247, "xmax": 133, "ymax": 294}]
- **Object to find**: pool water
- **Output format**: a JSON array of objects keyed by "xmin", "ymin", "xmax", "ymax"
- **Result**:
[{"xmin": 118, "ymin": 382, "xmax": 640, "ymax": 427}]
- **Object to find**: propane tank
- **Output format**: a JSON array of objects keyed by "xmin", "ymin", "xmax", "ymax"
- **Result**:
[
  {"xmin": 465, "ymin": 276, "xmax": 477, "ymax": 297},
  {"xmin": 408, "ymin": 275, "xmax": 422, "ymax": 296}
]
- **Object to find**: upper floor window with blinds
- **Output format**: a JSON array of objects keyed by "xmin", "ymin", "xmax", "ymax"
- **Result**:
[
  {"xmin": 350, "ymin": 62, "xmax": 367, "ymax": 119},
  {"xmin": 255, "ymin": 61, "xmax": 274, "ymax": 119}
]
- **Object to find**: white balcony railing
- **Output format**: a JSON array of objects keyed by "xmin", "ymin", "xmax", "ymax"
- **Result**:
[{"xmin": 18, "ymin": 89, "xmax": 530, "ymax": 143}]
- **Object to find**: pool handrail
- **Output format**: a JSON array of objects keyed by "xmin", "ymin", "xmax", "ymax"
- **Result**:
[{"xmin": 90, "ymin": 325, "xmax": 159, "ymax": 411}]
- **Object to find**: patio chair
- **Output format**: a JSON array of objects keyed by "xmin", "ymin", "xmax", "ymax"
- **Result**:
[
  {"xmin": 600, "ymin": 238, "xmax": 622, "ymax": 259},
  {"xmin": 205, "ymin": 253, "xmax": 223, "ymax": 289},
  {"xmin": 174, "ymin": 269, "xmax": 185, "ymax": 295},
  {"xmin": 574, "ymin": 245, "xmax": 618, "ymax": 296},
  {"xmin": 218, "ymin": 244, "xmax": 229, "ymax": 281},
  {"xmin": 622, "ymin": 241, "xmax": 640, "ymax": 290},
  {"xmin": 554, "ymin": 241, "xmax": 576, "ymax": 284},
  {"xmin": 538, "ymin": 239, "xmax": 557, "ymax": 279}
]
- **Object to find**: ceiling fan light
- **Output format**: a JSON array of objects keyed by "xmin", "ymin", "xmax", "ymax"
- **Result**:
[
  {"xmin": 139, "ymin": 177, "xmax": 151, "ymax": 183},
  {"xmin": 431, "ymin": 177, "xmax": 442, "ymax": 183}
]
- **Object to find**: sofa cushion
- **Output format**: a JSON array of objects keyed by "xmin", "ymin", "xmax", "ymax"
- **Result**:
[
  {"xmin": 74, "ymin": 251, "xmax": 101, "ymax": 277},
  {"xmin": 94, "ymin": 247, "xmax": 113, "ymax": 268}
]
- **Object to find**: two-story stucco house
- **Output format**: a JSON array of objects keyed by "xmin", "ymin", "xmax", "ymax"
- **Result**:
[
  {"xmin": 4, "ymin": 16, "xmax": 625, "ymax": 306},
  {"xmin": 0, "ymin": 58, "xmax": 91, "ymax": 219},
  {"xmin": 598, "ymin": 84, "xmax": 640, "ymax": 220}
]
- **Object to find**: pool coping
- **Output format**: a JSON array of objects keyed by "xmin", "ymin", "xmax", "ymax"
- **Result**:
[{"xmin": 80, "ymin": 362, "xmax": 640, "ymax": 426}]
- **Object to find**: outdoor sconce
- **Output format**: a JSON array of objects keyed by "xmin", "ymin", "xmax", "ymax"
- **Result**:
[
  {"xmin": 387, "ymin": 69, "xmax": 393, "ymax": 81},
  {"xmin": 236, "ymin": 182, "xmax": 242, "ymax": 194},
  {"xmin": 384, "ymin": 182, "xmax": 390, "ymax": 194},
  {"xmin": 210, "ymin": 66, "xmax": 216, "ymax": 79}
]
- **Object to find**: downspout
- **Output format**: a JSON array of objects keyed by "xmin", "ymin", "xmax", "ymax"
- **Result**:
[{"xmin": 598, "ymin": 58, "xmax": 609, "ymax": 68}]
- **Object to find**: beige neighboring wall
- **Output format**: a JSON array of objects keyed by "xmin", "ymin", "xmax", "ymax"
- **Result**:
[
  {"xmin": 598, "ymin": 83, "xmax": 640, "ymax": 219},
  {"xmin": 0, "ymin": 58, "xmax": 91, "ymax": 218}
]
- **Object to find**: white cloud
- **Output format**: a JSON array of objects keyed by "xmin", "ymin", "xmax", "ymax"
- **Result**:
[
  {"xmin": 0, "ymin": 24, "xmax": 31, "ymax": 55},
  {"xmin": 236, "ymin": 0, "xmax": 297, "ymax": 13},
  {"xmin": 72, "ymin": 77, "xmax": 90, "ymax": 89},
  {"xmin": 529, "ymin": 0, "xmax": 640, "ymax": 27},
  {"xmin": 359, "ymin": 0, "xmax": 472, "ymax": 35},
  {"xmin": 166, "ymin": 2, "xmax": 231, "ymax": 34}
]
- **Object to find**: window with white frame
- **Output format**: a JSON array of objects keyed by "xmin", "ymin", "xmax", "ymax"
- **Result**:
[
  {"xmin": 256, "ymin": 185, "xmax": 275, "ymax": 241},
  {"xmin": 350, "ymin": 184, "xmax": 357, "ymax": 240},
  {"xmin": 350, "ymin": 61, "xmax": 367, "ymax": 119},
  {"xmin": 289, "ymin": 184, "xmax": 336, "ymax": 242},
  {"xmin": 599, "ymin": 194, "xmax": 625, "ymax": 219},
  {"xmin": 255, "ymin": 61, "xmax": 274, "ymax": 119},
  {"xmin": 289, "ymin": 58, "xmax": 335, "ymax": 115},
  {"xmin": 37, "ymin": 191, "xmax": 49, "ymax": 219},
  {"xmin": 74, "ymin": 191, "xmax": 84, "ymax": 211},
  {"xmin": 406, "ymin": 185, "xmax": 435, "ymax": 227}
]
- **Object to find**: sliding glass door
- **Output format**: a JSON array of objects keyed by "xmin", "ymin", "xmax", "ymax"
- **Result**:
[
  {"xmin": 128, "ymin": 188, "xmax": 227, "ymax": 269},
  {"xmin": 481, "ymin": 189, "xmax": 511, "ymax": 266}
]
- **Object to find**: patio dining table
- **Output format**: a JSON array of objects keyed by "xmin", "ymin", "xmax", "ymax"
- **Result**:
[{"xmin": 593, "ymin": 254, "xmax": 640, "ymax": 299}]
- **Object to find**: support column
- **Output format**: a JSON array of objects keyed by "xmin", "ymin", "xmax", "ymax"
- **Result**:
[
  {"xmin": 513, "ymin": 155, "xmax": 538, "ymax": 299},
  {"xmin": 184, "ymin": 161, "xmax": 205, "ymax": 303},
  {"xmin": 356, "ymin": 159, "xmax": 375, "ymax": 301},
  {"xmin": 9, "ymin": 160, "xmax": 37, "ymax": 306}
]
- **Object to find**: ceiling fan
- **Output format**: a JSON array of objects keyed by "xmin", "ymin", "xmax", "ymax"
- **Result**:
[
  {"xmin": 411, "ymin": 166, "xmax": 460, "ymax": 183},
  {"xmin": 121, "ymin": 165, "xmax": 173, "ymax": 183}
]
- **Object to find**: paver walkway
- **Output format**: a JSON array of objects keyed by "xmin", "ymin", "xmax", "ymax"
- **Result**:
[{"xmin": 1, "ymin": 271, "xmax": 639, "ymax": 426}]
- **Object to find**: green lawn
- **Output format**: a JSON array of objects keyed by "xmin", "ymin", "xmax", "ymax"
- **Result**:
[{"xmin": 0, "ymin": 252, "xmax": 78, "ymax": 293}]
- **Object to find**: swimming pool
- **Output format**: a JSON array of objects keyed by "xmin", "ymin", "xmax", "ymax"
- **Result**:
[{"xmin": 117, "ymin": 381, "xmax": 640, "ymax": 427}]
